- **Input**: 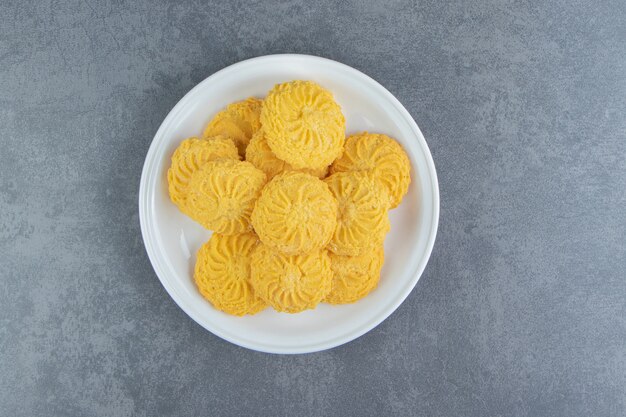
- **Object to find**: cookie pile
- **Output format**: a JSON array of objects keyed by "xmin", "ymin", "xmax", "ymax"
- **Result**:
[{"xmin": 167, "ymin": 80, "xmax": 411, "ymax": 316}]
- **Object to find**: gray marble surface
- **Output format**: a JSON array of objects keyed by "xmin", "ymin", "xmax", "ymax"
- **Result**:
[{"xmin": 1, "ymin": 1, "xmax": 625, "ymax": 416}]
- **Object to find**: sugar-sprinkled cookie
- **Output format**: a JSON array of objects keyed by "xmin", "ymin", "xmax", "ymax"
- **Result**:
[
  {"xmin": 324, "ymin": 246, "xmax": 385, "ymax": 304},
  {"xmin": 194, "ymin": 233, "xmax": 266, "ymax": 316},
  {"xmin": 203, "ymin": 97, "xmax": 263, "ymax": 156},
  {"xmin": 186, "ymin": 159, "xmax": 266, "ymax": 235},
  {"xmin": 324, "ymin": 171, "xmax": 390, "ymax": 256},
  {"xmin": 167, "ymin": 136, "xmax": 239, "ymax": 216},
  {"xmin": 250, "ymin": 243, "xmax": 332, "ymax": 313},
  {"xmin": 261, "ymin": 81, "xmax": 345, "ymax": 171},
  {"xmin": 251, "ymin": 171, "xmax": 337, "ymax": 255},
  {"xmin": 245, "ymin": 130, "xmax": 328, "ymax": 180},
  {"xmin": 331, "ymin": 132, "xmax": 410, "ymax": 208}
]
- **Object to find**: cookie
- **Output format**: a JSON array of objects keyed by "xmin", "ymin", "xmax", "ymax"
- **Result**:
[
  {"xmin": 331, "ymin": 132, "xmax": 410, "ymax": 208},
  {"xmin": 203, "ymin": 97, "xmax": 263, "ymax": 156},
  {"xmin": 194, "ymin": 233, "xmax": 266, "ymax": 316},
  {"xmin": 324, "ymin": 171, "xmax": 390, "ymax": 256},
  {"xmin": 245, "ymin": 130, "xmax": 328, "ymax": 180},
  {"xmin": 261, "ymin": 80, "xmax": 345, "ymax": 171},
  {"xmin": 250, "ymin": 243, "xmax": 332, "ymax": 313},
  {"xmin": 251, "ymin": 171, "xmax": 337, "ymax": 255},
  {"xmin": 167, "ymin": 136, "xmax": 239, "ymax": 216},
  {"xmin": 186, "ymin": 159, "xmax": 267, "ymax": 235},
  {"xmin": 324, "ymin": 246, "xmax": 385, "ymax": 304}
]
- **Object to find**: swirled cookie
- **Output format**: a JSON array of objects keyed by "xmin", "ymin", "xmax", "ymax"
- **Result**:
[
  {"xmin": 186, "ymin": 159, "xmax": 267, "ymax": 234},
  {"xmin": 331, "ymin": 132, "xmax": 411, "ymax": 208},
  {"xmin": 251, "ymin": 171, "xmax": 337, "ymax": 255},
  {"xmin": 324, "ymin": 246, "xmax": 384, "ymax": 304},
  {"xmin": 167, "ymin": 136, "xmax": 239, "ymax": 216},
  {"xmin": 194, "ymin": 233, "xmax": 266, "ymax": 316},
  {"xmin": 261, "ymin": 81, "xmax": 345, "ymax": 171},
  {"xmin": 324, "ymin": 171, "xmax": 390, "ymax": 256},
  {"xmin": 203, "ymin": 97, "xmax": 263, "ymax": 156},
  {"xmin": 245, "ymin": 130, "xmax": 328, "ymax": 180},
  {"xmin": 250, "ymin": 243, "xmax": 332, "ymax": 313}
]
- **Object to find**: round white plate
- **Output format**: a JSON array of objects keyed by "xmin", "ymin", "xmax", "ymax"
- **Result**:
[{"xmin": 139, "ymin": 54, "xmax": 439, "ymax": 354}]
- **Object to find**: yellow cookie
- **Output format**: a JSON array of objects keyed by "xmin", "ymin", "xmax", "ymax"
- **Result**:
[
  {"xmin": 186, "ymin": 159, "xmax": 267, "ymax": 234},
  {"xmin": 245, "ymin": 130, "xmax": 328, "ymax": 180},
  {"xmin": 167, "ymin": 136, "xmax": 239, "ymax": 216},
  {"xmin": 250, "ymin": 243, "xmax": 332, "ymax": 313},
  {"xmin": 261, "ymin": 80, "xmax": 345, "ymax": 171},
  {"xmin": 324, "ymin": 246, "xmax": 385, "ymax": 304},
  {"xmin": 324, "ymin": 171, "xmax": 390, "ymax": 256},
  {"xmin": 251, "ymin": 171, "xmax": 337, "ymax": 255},
  {"xmin": 203, "ymin": 97, "xmax": 263, "ymax": 156},
  {"xmin": 331, "ymin": 132, "xmax": 411, "ymax": 209},
  {"xmin": 194, "ymin": 233, "xmax": 266, "ymax": 316}
]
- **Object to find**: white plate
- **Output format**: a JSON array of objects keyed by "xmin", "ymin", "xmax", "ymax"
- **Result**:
[{"xmin": 139, "ymin": 54, "xmax": 439, "ymax": 354}]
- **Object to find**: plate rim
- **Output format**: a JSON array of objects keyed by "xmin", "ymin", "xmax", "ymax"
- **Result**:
[{"xmin": 138, "ymin": 53, "xmax": 440, "ymax": 354}]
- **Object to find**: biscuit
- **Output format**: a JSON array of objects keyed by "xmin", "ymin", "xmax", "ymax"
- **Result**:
[
  {"xmin": 194, "ymin": 233, "xmax": 266, "ymax": 316},
  {"xmin": 186, "ymin": 159, "xmax": 267, "ymax": 234},
  {"xmin": 245, "ymin": 130, "xmax": 328, "ymax": 180},
  {"xmin": 203, "ymin": 97, "xmax": 263, "ymax": 156},
  {"xmin": 251, "ymin": 171, "xmax": 337, "ymax": 255},
  {"xmin": 324, "ymin": 246, "xmax": 384, "ymax": 304},
  {"xmin": 167, "ymin": 136, "xmax": 239, "ymax": 216},
  {"xmin": 261, "ymin": 81, "xmax": 345, "ymax": 170},
  {"xmin": 250, "ymin": 243, "xmax": 332, "ymax": 313},
  {"xmin": 331, "ymin": 132, "xmax": 410, "ymax": 208},
  {"xmin": 324, "ymin": 171, "xmax": 390, "ymax": 256}
]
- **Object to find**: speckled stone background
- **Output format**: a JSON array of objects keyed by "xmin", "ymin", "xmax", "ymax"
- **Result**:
[{"xmin": 1, "ymin": 0, "xmax": 624, "ymax": 416}]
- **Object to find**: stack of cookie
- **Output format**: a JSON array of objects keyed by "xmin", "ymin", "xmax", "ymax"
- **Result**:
[{"xmin": 167, "ymin": 80, "xmax": 411, "ymax": 316}]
